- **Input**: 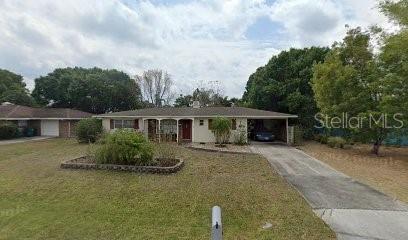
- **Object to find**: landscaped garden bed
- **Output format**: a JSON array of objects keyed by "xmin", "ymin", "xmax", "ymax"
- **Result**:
[
  {"xmin": 62, "ymin": 127, "xmax": 184, "ymax": 174},
  {"xmin": 61, "ymin": 156, "xmax": 184, "ymax": 174}
]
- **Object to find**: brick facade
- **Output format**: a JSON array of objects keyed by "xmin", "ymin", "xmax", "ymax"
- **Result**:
[{"xmin": 59, "ymin": 120, "xmax": 79, "ymax": 138}]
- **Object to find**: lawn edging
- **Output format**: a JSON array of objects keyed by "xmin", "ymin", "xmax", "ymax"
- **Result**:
[{"xmin": 61, "ymin": 157, "xmax": 184, "ymax": 174}]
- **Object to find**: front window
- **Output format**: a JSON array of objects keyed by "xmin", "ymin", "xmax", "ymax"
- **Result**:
[
  {"xmin": 123, "ymin": 120, "xmax": 133, "ymax": 128},
  {"xmin": 114, "ymin": 120, "xmax": 123, "ymax": 129},
  {"xmin": 114, "ymin": 120, "xmax": 134, "ymax": 129}
]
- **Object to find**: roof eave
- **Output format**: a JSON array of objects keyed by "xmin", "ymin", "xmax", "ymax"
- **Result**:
[{"xmin": 94, "ymin": 115, "xmax": 298, "ymax": 119}]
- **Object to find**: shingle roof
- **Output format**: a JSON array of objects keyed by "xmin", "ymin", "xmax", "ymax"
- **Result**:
[
  {"xmin": 97, "ymin": 107, "xmax": 297, "ymax": 118},
  {"xmin": 0, "ymin": 104, "xmax": 92, "ymax": 119}
]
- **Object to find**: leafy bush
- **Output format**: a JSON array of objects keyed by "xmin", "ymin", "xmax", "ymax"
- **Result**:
[
  {"xmin": 0, "ymin": 123, "xmax": 19, "ymax": 139},
  {"xmin": 75, "ymin": 118, "xmax": 103, "ymax": 143},
  {"xmin": 314, "ymin": 134, "xmax": 328, "ymax": 144},
  {"xmin": 233, "ymin": 124, "xmax": 247, "ymax": 145},
  {"xmin": 293, "ymin": 126, "xmax": 304, "ymax": 146},
  {"xmin": 211, "ymin": 117, "xmax": 231, "ymax": 146},
  {"xmin": 327, "ymin": 137, "xmax": 347, "ymax": 148},
  {"xmin": 95, "ymin": 129, "xmax": 154, "ymax": 165}
]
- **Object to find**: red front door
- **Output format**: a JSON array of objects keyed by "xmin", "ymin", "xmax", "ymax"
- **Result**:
[{"xmin": 181, "ymin": 120, "xmax": 192, "ymax": 140}]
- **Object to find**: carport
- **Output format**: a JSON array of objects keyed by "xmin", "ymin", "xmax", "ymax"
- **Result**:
[{"xmin": 247, "ymin": 116, "xmax": 295, "ymax": 144}]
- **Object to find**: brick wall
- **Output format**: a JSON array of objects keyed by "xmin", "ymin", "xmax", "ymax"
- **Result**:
[{"xmin": 59, "ymin": 120, "xmax": 79, "ymax": 138}]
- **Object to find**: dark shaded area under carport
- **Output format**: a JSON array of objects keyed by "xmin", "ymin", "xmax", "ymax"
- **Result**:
[{"xmin": 248, "ymin": 119, "xmax": 287, "ymax": 142}]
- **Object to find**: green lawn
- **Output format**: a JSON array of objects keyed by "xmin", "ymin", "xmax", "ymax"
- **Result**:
[{"xmin": 0, "ymin": 139, "xmax": 334, "ymax": 239}]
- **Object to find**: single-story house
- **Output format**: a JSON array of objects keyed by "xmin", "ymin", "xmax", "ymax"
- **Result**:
[
  {"xmin": 97, "ymin": 105, "xmax": 297, "ymax": 144},
  {"xmin": 0, "ymin": 103, "xmax": 92, "ymax": 137}
]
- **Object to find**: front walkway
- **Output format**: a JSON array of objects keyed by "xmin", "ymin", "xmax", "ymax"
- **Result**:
[
  {"xmin": 0, "ymin": 136, "xmax": 53, "ymax": 145},
  {"xmin": 250, "ymin": 143, "xmax": 408, "ymax": 240}
]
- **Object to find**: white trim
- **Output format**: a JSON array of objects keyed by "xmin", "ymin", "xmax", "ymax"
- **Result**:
[
  {"xmin": 96, "ymin": 115, "xmax": 297, "ymax": 119},
  {"xmin": 0, "ymin": 118, "xmax": 85, "ymax": 120}
]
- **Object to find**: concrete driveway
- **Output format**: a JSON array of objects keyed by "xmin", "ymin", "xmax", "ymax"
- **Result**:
[
  {"xmin": 0, "ymin": 136, "xmax": 53, "ymax": 145},
  {"xmin": 250, "ymin": 143, "xmax": 408, "ymax": 240}
]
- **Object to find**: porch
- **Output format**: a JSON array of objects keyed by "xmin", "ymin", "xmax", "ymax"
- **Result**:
[{"xmin": 143, "ymin": 118, "xmax": 193, "ymax": 143}]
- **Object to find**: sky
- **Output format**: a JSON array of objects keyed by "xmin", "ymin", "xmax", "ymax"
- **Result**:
[{"xmin": 0, "ymin": 0, "xmax": 392, "ymax": 98}]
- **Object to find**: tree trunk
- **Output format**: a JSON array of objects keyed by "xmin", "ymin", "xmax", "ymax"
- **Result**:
[{"xmin": 371, "ymin": 140, "xmax": 381, "ymax": 156}]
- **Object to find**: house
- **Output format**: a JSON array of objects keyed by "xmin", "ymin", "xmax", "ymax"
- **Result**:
[
  {"xmin": 97, "ymin": 104, "xmax": 297, "ymax": 144},
  {"xmin": 0, "ymin": 102, "xmax": 92, "ymax": 137}
]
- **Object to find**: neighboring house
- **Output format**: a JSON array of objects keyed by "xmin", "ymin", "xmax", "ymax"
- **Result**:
[
  {"xmin": 0, "ymin": 103, "xmax": 92, "ymax": 137},
  {"xmin": 97, "ymin": 105, "xmax": 297, "ymax": 144}
]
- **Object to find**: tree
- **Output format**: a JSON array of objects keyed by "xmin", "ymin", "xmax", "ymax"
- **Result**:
[
  {"xmin": 174, "ymin": 88, "xmax": 238, "ymax": 107},
  {"xmin": 312, "ymin": 27, "xmax": 394, "ymax": 155},
  {"xmin": 242, "ymin": 47, "xmax": 329, "ymax": 137},
  {"xmin": 174, "ymin": 94, "xmax": 193, "ymax": 107},
  {"xmin": 0, "ymin": 69, "xmax": 36, "ymax": 106},
  {"xmin": 379, "ymin": 0, "xmax": 408, "ymax": 136},
  {"xmin": 32, "ymin": 67, "xmax": 142, "ymax": 114},
  {"xmin": 135, "ymin": 69, "xmax": 174, "ymax": 107}
]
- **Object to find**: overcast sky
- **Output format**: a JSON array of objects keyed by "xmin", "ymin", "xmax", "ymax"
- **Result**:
[{"xmin": 0, "ymin": 0, "xmax": 392, "ymax": 97}]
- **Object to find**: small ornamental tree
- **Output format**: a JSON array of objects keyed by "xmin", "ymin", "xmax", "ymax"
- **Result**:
[{"xmin": 211, "ymin": 117, "xmax": 231, "ymax": 146}]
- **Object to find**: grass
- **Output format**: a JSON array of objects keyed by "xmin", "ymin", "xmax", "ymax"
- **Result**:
[
  {"xmin": 299, "ymin": 141, "xmax": 408, "ymax": 203},
  {"xmin": 0, "ymin": 139, "xmax": 334, "ymax": 239}
]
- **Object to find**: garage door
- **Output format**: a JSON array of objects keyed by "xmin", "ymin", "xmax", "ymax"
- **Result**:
[{"xmin": 41, "ymin": 120, "xmax": 59, "ymax": 136}]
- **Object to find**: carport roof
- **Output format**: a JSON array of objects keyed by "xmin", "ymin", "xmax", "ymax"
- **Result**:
[
  {"xmin": 97, "ymin": 107, "xmax": 297, "ymax": 118},
  {"xmin": 0, "ymin": 103, "xmax": 92, "ymax": 119}
]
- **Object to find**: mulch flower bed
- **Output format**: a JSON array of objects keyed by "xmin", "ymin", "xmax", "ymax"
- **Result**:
[{"xmin": 61, "ymin": 157, "xmax": 184, "ymax": 174}]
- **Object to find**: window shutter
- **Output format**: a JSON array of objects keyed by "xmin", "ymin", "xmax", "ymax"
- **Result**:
[
  {"xmin": 231, "ymin": 119, "xmax": 236, "ymax": 130},
  {"xmin": 110, "ymin": 119, "xmax": 114, "ymax": 129},
  {"xmin": 134, "ymin": 119, "xmax": 139, "ymax": 129}
]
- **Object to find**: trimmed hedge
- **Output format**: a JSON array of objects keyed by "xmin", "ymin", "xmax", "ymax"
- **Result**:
[
  {"xmin": 0, "ymin": 123, "xmax": 19, "ymax": 139},
  {"xmin": 75, "ymin": 118, "xmax": 103, "ymax": 143}
]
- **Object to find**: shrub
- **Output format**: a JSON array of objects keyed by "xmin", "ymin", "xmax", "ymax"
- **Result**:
[
  {"xmin": 95, "ymin": 129, "xmax": 154, "ymax": 165},
  {"xmin": 327, "ymin": 137, "xmax": 347, "ymax": 148},
  {"xmin": 314, "ymin": 134, "xmax": 329, "ymax": 144},
  {"xmin": 233, "ymin": 124, "xmax": 247, "ymax": 145},
  {"xmin": 211, "ymin": 117, "xmax": 231, "ymax": 146},
  {"xmin": 75, "ymin": 118, "xmax": 103, "ymax": 143},
  {"xmin": 293, "ymin": 126, "xmax": 304, "ymax": 146},
  {"xmin": 0, "ymin": 123, "xmax": 19, "ymax": 139}
]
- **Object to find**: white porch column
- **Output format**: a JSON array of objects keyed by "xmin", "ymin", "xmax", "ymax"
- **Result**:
[
  {"xmin": 158, "ymin": 119, "xmax": 161, "ymax": 143},
  {"xmin": 142, "ymin": 119, "xmax": 148, "ymax": 139},
  {"xmin": 286, "ymin": 118, "xmax": 289, "ymax": 145},
  {"xmin": 176, "ymin": 119, "xmax": 179, "ymax": 143},
  {"xmin": 68, "ymin": 121, "xmax": 71, "ymax": 138},
  {"xmin": 191, "ymin": 118, "xmax": 195, "ymax": 143}
]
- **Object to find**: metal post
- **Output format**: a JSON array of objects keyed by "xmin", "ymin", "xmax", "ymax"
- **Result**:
[
  {"xmin": 286, "ymin": 118, "xmax": 289, "ymax": 144},
  {"xmin": 212, "ymin": 206, "xmax": 222, "ymax": 240}
]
